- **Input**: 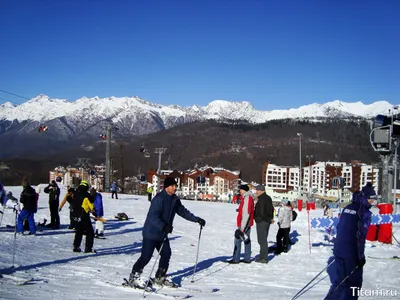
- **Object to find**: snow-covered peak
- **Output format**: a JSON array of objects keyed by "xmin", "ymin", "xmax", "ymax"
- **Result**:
[
  {"xmin": 204, "ymin": 100, "xmax": 253, "ymax": 112},
  {"xmin": 0, "ymin": 102, "xmax": 15, "ymax": 108},
  {"xmin": 0, "ymin": 95, "xmax": 398, "ymax": 128}
]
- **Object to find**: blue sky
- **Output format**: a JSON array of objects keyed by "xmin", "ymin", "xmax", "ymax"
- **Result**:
[{"xmin": 0, "ymin": 0, "xmax": 399, "ymax": 110}]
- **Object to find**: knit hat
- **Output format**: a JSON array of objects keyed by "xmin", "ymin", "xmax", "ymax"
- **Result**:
[
  {"xmin": 255, "ymin": 184, "xmax": 265, "ymax": 191},
  {"xmin": 163, "ymin": 177, "xmax": 177, "ymax": 189},
  {"xmin": 282, "ymin": 199, "xmax": 290, "ymax": 205},
  {"xmin": 239, "ymin": 184, "xmax": 249, "ymax": 192},
  {"xmin": 22, "ymin": 177, "xmax": 29, "ymax": 188},
  {"xmin": 90, "ymin": 187, "xmax": 96, "ymax": 197},
  {"xmin": 362, "ymin": 183, "xmax": 377, "ymax": 200}
]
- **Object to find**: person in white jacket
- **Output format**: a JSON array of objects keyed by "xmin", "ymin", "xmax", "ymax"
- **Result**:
[{"xmin": 275, "ymin": 200, "xmax": 292, "ymax": 254}]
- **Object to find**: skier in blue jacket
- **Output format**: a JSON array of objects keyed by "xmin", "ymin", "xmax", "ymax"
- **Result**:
[
  {"xmin": 127, "ymin": 177, "xmax": 206, "ymax": 288},
  {"xmin": 326, "ymin": 182, "xmax": 377, "ymax": 299},
  {"xmin": 90, "ymin": 187, "xmax": 104, "ymax": 237},
  {"xmin": 110, "ymin": 181, "xmax": 118, "ymax": 199}
]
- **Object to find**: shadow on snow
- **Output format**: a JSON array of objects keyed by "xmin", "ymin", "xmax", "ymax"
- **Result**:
[{"xmin": 0, "ymin": 236, "xmax": 181, "ymax": 275}]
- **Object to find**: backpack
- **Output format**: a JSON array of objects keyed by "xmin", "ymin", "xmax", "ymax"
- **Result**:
[
  {"xmin": 115, "ymin": 212, "xmax": 129, "ymax": 221},
  {"xmin": 292, "ymin": 210, "xmax": 298, "ymax": 221}
]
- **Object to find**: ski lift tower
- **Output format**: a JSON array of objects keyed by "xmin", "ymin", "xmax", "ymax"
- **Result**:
[
  {"xmin": 154, "ymin": 148, "xmax": 167, "ymax": 193},
  {"xmin": 370, "ymin": 106, "xmax": 400, "ymax": 214},
  {"xmin": 104, "ymin": 124, "xmax": 119, "ymax": 192}
]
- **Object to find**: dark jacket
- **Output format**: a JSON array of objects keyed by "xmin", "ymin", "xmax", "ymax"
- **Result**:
[
  {"xmin": 143, "ymin": 189, "xmax": 199, "ymax": 241},
  {"xmin": 20, "ymin": 185, "xmax": 37, "ymax": 211},
  {"xmin": 254, "ymin": 192, "xmax": 274, "ymax": 224},
  {"xmin": 334, "ymin": 191, "xmax": 372, "ymax": 260},
  {"xmin": 44, "ymin": 184, "xmax": 60, "ymax": 203},
  {"xmin": 72, "ymin": 185, "xmax": 93, "ymax": 218}
]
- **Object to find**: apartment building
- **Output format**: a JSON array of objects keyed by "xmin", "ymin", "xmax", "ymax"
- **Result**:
[
  {"xmin": 148, "ymin": 166, "xmax": 241, "ymax": 200},
  {"xmin": 49, "ymin": 165, "xmax": 105, "ymax": 191},
  {"xmin": 262, "ymin": 161, "xmax": 379, "ymax": 202}
]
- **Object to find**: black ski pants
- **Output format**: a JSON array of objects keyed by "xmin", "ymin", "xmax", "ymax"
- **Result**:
[
  {"xmin": 69, "ymin": 207, "xmax": 76, "ymax": 229},
  {"xmin": 73, "ymin": 215, "xmax": 94, "ymax": 251},
  {"xmin": 49, "ymin": 201, "xmax": 60, "ymax": 229},
  {"xmin": 276, "ymin": 227, "xmax": 290, "ymax": 253},
  {"xmin": 132, "ymin": 238, "xmax": 171, "ymax": 274},
  {"xmin": 111, "ymin": 191, "xmax": 118, "ymax": 199}
]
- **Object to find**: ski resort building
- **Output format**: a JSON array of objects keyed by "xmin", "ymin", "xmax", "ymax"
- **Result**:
[
  {"xmin": 147, "ymin": 166, "xmax": 241, "ymax": 201},
  {"xmin": 261, "ymin": 160, "xmax": 379, "ymax": 203}
]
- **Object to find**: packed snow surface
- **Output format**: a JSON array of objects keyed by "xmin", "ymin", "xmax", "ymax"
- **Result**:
[{"xmin": 0, "ymin": 186, "xmax": 399, "ymax": 300}]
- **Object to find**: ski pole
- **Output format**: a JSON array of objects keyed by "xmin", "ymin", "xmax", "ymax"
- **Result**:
[
  {"xmin": 291, "ymin": 259, "xmax": 335, "ymax": 300},
  {"xmin": 0, "ymin": 205, "xmax": 5, "ymax": 227},
  {"xmin": 12, "ymin": 206, "xmax": 18, "ymax": 267},
  {"xmin": 324, "ymin": 265, "xmax": 358, "ymax": 300},
  {"xmin": 190, "ymin": 225, "xmax": 203, "ymax": 283},
  {"xmin": 142, "ymin": 236, "xmax": 167, "ymax": 298}
]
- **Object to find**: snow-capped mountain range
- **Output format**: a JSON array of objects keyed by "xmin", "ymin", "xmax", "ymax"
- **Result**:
[{"xmin": 0, "ymin": 94, "xmax": 396, "ymax": 137}]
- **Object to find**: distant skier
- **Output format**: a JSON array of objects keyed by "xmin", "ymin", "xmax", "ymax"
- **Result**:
[
  {"xmin": 0, "ymin": 181, "xmax": 6, "ymax": 207},
  {"xmin": 147, "ymin": 184, "xmax": 153, "ymax": 202},
  {"xmin": 17, "ymin": 177, "xmax": 37, "ymax": 235},
  {"xmin": 59, "ymin": 188, "xmax": 76, "ymax": 229},
  {"xmin": 125, "ymin": 177, "xmax": 206, "ymax": 288},
  {"xmin": 324, "ymin": 204, "xmax": 333, "ymax": 218},
  {"xmin": 110, "ymin": 181, "xmax": 118, "ymax": 199},
  {"xmin": 44, "ymin": 180, "xmax": 60, "ymax": 229}
]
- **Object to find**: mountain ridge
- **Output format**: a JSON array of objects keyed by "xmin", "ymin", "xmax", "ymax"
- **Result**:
[
  {"xmin": 0, "ymin": 94, "xmax": 395, "ymax": 160},
  {"xmin": 0, "ymin": 94, "xmax": 395, "ymax": 124}
]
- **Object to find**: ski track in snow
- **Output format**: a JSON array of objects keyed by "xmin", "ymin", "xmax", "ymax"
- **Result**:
[{"xmin": 0, "ymin": 186, "xmax": 399, "ymax": 299}]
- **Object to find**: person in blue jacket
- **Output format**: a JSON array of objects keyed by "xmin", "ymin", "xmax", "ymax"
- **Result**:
[
  {"xmin": 90, "ymin": 187, "xmax": 104, "ymax": 237},
  {"xmin": 326, "ymin": 182, "xmax": 377, "ymax": 299},
  {"xmin": 126, "ymin": 177, "xmax": 206, "ymax": 288},
  {"xmin": 110, "ymin": 181, "xmax": 118, "ymax": 199}
]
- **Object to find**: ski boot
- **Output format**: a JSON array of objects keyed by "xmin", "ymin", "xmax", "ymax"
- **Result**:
[
  {"xmin": 123, "ymin": 272, "xmax": 153, "ymax": 291},
  {"xmin": 153, "ymin": 268, "xmax": 178, "ymax": 288}
]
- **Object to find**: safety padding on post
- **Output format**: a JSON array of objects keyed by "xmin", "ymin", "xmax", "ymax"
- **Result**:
[
  {"xmin": 297, "ymin": 199, "xmax": 303, "ymax": 211},
  {"xmin": 366, "ymin": 225, "xmax": 378, "ymax": 242},
  {"xmin": 376, "ymin": 203, "xmax": 393, "ymax": 244}
]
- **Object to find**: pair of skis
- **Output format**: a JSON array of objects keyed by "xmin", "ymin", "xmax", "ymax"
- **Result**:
[
  {"xmin": 120, "ymin": 277, "xmax": 219, "ymax": 299},
  {"xmin": 0, "ymin": 274, "xmax": 47, "ymax": 286},
  {"xmin": 368, "ymin": 255, "xmax": 400, "ymax": 260}
]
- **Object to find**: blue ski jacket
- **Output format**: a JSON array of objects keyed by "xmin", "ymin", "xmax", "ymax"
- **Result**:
[
  {"xmin": 110, "ymin": 182, "xmax": 117, "ymax": 192},
  {"xmin": 142, "ymin": 189, "xmax": 199, "ymax": 241},
  {"xmin": 333, "ymin": 190, "xmax": 372, "ymax": 260},
  {"xmin": 93, "ymin": 192, "xmax": 104, "ymax": 217}
]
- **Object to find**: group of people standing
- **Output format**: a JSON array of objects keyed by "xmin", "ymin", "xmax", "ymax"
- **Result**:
[
  {"xmin": 8, "ymin": 178, "xmax": 105, "ymax": 253},
  {"xmin": 227, "ymin": 184, "xmax": 293, "ymax": 264}
]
